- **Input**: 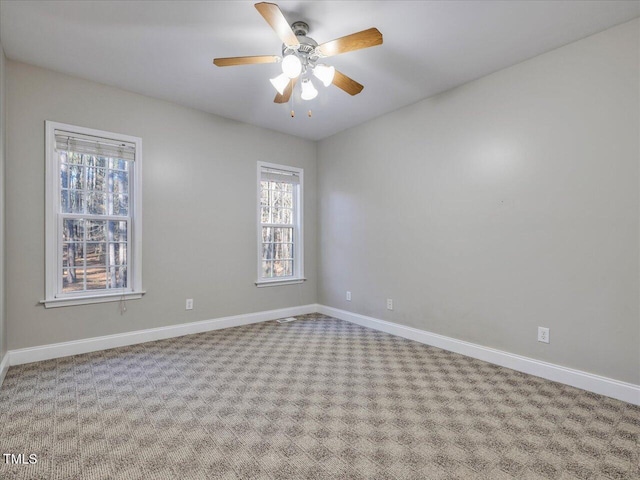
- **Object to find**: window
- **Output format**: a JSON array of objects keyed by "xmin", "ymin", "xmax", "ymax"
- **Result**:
[
  {"xmin": 256, "ymin": 162, "xmax": 304, "ymax": 286},
  {"xmin": 44, "ymin": 121, "xmax": 143, "ymax": 307}
]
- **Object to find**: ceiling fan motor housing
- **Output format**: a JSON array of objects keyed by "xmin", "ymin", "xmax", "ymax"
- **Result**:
[
  {"xmin": 283, "ymin": 21, "xmax": 321, "ymax": 69},
  {"xmin": 293, "ymin": 36, "xmax": 318, "ymax": 56},
  {"xmin": 291, "ymin": 21, "xmax": 309, "ymax": 36}
]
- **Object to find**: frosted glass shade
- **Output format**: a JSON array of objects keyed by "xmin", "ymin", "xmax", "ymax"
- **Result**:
[
  {"xmin": 270, "ymin": 73, "xmax": 290, "ymax": 95},
  {"xmin": 300, "ymin": 79, "xmax": 318, "ymax": 100},
  {"xmin": 282, "ymin": 55, "xmax": 302, "ymax": 79},
  {"xmin": 313, "ymin": 64, "xmax": 335, "ymax": 87}
]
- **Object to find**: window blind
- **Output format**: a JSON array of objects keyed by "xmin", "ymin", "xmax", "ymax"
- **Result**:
[
  {"xmin": 261, "ymin": 167, "xmax": 300, "ymax": 185},
  {"xmin": 55, "ymin": 130, "xmax": 136, "ymax": 162}
]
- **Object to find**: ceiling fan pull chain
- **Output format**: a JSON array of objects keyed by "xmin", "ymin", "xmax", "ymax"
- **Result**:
[{"xmin": 290, "ymin": 85, "xmax": 295, "ymax": 117}]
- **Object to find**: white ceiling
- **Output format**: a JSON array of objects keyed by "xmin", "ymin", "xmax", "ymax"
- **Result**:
[{"xmin": 1, "ymin": 1, "xmax": 639, "ymax": 140}]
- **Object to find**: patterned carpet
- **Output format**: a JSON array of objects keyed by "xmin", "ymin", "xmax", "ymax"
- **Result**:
[{"xmin": 0, "ymin": 314, "xmax": 638, "ymax": 480}]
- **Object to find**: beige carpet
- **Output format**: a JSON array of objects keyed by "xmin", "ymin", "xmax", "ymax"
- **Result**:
[{"xmin": 0, "ymin": 314, "xmax": 638, "ymax": 479}]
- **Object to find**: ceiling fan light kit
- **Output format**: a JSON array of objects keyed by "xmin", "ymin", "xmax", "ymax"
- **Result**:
[
  {"xmin": 281, "ymin": 54, "xmax": 302, "ymax": 78},
  {"xmin": 270, "ymin": 72, "xmax": 290, "ymax": 95},
  {"xmin": 300, "ymin": 78, "xmax": 318, "ymax": 100},
  {"xmin": 213, "ymin": 2, "xmax": 383, "ymax": 113},
  {"xmin": 313, "ymin": 64, "xmax": 335, "ymax": 87}
]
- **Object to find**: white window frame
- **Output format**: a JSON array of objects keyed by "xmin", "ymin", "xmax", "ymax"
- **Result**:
[
  {"xmin": 43, "ymin": 121, "xmax": 144, "ymax": 308},
  {"xmin": 256, "ymin": 161, "xmax": 305, "ymax": 287}
]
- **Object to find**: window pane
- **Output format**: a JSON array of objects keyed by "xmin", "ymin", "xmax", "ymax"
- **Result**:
[
  {"xmin": 62, "ymin": 267, "xmax": 84, "ymax": 293},
  {"xmin": 108, "ymin": 194, "xmax": 129, "ymax": 215},
  {"xmin": 61, "ymin": 190, "xmax": 84, "ymax": 213},
  {"xmin": 262, "ymin": 227, "xmax": 273, "ymax": 243},
  {"xmin": 86, "ymin": 193, "xmax": 106, "ymax": 214},
  {"xmin": 272, "ymin": 190, "xmax": 282, "ymax": 207},
  {"xmin": 61, "ymin": 152, "xmax": 83, "ymax": 165},
  {"xmin": 260, "ymin": 187, "xmax": 269, "ymax": 206},
  {"xmin": 282, "ymin": 208, "xmax": 292, "ymax": 224},
  {"xmin": 109, "ymin": 243, "xmax": 127, "ymax": 266},
  {"xmin": 262, "ymin": 243, "xmax": 273, "ymax": 261},
  {"xmin": 85, "ymin": 267, "xmax": 107, "ymax": 290},
  {"xmin": 86, "ymin": 221, "xmax": 106, "ymax": 242},
  {"xmin": 86, "ymin": 167, "xmax": 106, "ymax": 191},
  {"xmin": 63, "ymin": 243, "xmax": 82, "ymax": 268},
  {"xmin": 262, "ymin": 261, "xmax": 274, "ymax": 278},
  {"xmin": 63, "ymin": 219, "xmax": 84, "ymax": 242},
  {"xmin": 109, "ymin": 158, "xmax": 129, "ymax": 171},
  {"xmin": 271, "ymin": 208, "xmax": 282, "ymax": 224},
  {"xmin": 60, "ymin": 164, "xmax": 84, "ymax": 190},
  {"xmin": 284, "ymin": 260, "xmax": 293, "ymax": 276},
  {"xmin": 109, "ymin": 170, "xmax": 129, "ymax": 195},
  {"xmin": 273, "ymin": 260, "xmax": 292, "ymax": 277},
  {"xmin": 275, "ymin": 228, "xmax": 293, "ymax": 243},
  {"xmin": 261, "ymin": 207, "xmax": 270, "ymax": 223},
  {"xmin": 109, "ymin": 267, "xmax": 127, "ymax": 289},
  {"xmin": 109, "ymin": 221, "xmax": 128, "ymax": 242},
  {"xmin": 273, "ymin": 260, "xmax": 283, "ymax": 276},
  {"xmin": 275, "ymin": 243, "xmax": 293, "ymax": 260},
  {"xmin": 282, "ymin": 191, "xmax": 293, "ymax": 208},
  {"xmin": 85, "ymin": 243, "xmax": 106, "ymax": 267},
  {"xmin": 59, "ymin": 219, "xmax": 130, "ymax": 293},
  {"xmin": 86, "ymin": 155, "xmax": 107, "ymax": 168}
]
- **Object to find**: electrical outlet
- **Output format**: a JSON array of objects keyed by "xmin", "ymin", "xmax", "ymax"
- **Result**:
[
  {"xmin": 186, "ymin": 298, "xmax": 194, "ymax": 310},
  {"xmin": 386, "ymin": 298, "xmax": 393, "ymax": 310},
  {"xmin": 538, "ymin": 326, "xmax": 549, "ymax": 343},
  {"xmin": 346, "ymin": 291, "xmax": 351, "ymax": 301}
]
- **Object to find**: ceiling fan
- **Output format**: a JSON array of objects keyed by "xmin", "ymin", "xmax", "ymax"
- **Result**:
[{"xmin": 213, "ymin": 2, "xmax": 383, "ymax": 106}]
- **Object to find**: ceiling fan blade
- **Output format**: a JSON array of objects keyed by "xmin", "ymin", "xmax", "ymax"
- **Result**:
[
  {"xmin": 317, "ymin": 27, "xmax": 382, "ymax": 57},
  {"xmin": 255, "ymin": 2, "xmax": 299, "ymax": 47},
  {"xmin": 332, "ymin": 70, "xmax": 364, "ymax": 96},
  {"xmin": 274, "ymin": 77, "xmax": 298, "ymax": 103},
  {"xmin": 213, "ymin": 55, "xmax": 280, "ymax": 67}
]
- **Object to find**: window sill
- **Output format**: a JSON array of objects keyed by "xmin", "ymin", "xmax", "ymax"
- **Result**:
[
  {"xmin": 255, "ymin": 278, "xmax": 306, "ymax": 288},
  {"xmin": 41, "ymin": 291, "xmax": 146, "ymax": 308}
]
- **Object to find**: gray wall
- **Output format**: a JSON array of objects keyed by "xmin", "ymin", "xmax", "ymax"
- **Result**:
[
  {"xmin": 6, "ymin": 61, "xmax": 317, "ymax": 350},
  {"xmin": 0, "ymin": 44, "xmax": 5, "ymax": 361},
  {"xmin": 4, "ymin": 19, "xmax": 639, "ymax": 386},
  {"xmin": 317, "ymin": 19, "xmax": 640, "ymax": 384}
]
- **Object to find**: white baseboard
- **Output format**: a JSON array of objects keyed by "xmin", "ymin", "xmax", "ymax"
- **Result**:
[
  {"xmin": 318, "ymin": 305, "xmax": 640, "ymax": 406},
  {"xmin": 9, "ymin": 304, "xmax": 320, "ymax": 366},
  {"xmin": 6, "ymin": 303, "xmax": 638, "ymax": 405},
  {"xmin": 0, "ymin": 351, "xmax": 9, "ymax": 387}
]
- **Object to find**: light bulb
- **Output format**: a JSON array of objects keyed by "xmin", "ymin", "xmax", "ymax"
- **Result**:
[
  {"xmin": 270, "ymin": 73, "xmax": 290, "ymax": 95},
  {"xmin": 300, "ymin": 78, "xmax": 318, "ymax": 100},
  {"xmin": 313, "ymin": 64, "xmax": 335, "ymax": 87},
  {"xmin": 281, "ymin": 54, "xmax": 302, "ymax": 78}
]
